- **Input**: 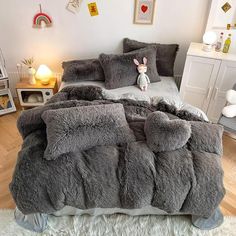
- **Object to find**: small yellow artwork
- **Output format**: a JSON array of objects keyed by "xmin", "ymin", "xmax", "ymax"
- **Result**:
[
  {"xmin": 88, "ymin": 2, "xmax": 99, "ymax": 16},
  {"xmin": 221, "ymin": 2, "xmax": 231, "ymax": 13}
]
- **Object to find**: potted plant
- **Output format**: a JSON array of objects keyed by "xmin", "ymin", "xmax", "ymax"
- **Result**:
[{"xmin": 21, "ymin": 57, "xmax": 36, "ymax": 85}]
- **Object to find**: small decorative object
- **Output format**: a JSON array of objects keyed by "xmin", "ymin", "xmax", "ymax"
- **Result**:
[
  {"xmin": 0, "ymin": 89, "xmax": 16, "ymax": 115},
  {"xmin": 226, "ymin": 23, "xmax": 236, "ymax": 30},
  {"xmin": 0, "ymin": 68, "xmax": 3, "ymax": 79},
  {"xmin": 21, "ymin": 57, "xmax": 36, "ymax": 85},
  {"xmin": 36, "ymin": 64, "xmax": 52, "ymax": 85},
  {"xmin": 134, "ymin": 0, "xmax": 156, "ymax": 24},
  {"xmin": 221, "ymin": 2, "xmax": 231, "ymax": 13},
  {"xmin": 0, "ymin": 63, "xmax": 7, "ymax": 80},
  {"xmin": 27, "ymin": 94, "xmax": 43, "ymax": 103},
  {"xmin": 133, "ymin": 57, "xmax": 150, "ymax": 91},
  {"xmin": 215, "ymin": 32, "xmax": 224, "ymax": 52},
  {"xmin": 223, "ymin": 33, "xmax": 232, "ymax": 53},
  {"xmin": 33, "ymin": 4, "xmax": 52, "ymax": 28},
  {"xmin": 88, "ymin": 2, "xmax": 99, "ymax": 16},
  {"xmin": 202, "ymin": 31, "xmax": 217, "ymax": 52},
  {"xmin": 67, "ymin": 0, "xmax": 81, "ymax": 14},
  {"xmin": 16, "ymin": 63, "xmax": 23, "ymax": 80},
  {"xmin": 0, "ymin": 49, "xmax": 7, "ymax": 80}
]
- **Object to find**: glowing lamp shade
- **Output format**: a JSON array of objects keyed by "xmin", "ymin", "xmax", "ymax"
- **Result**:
[
  {"xmin": 36, "ymin": 65, "xmax": 52, "ymax": 85},
  {"xmin": 202, "ymin": 31, "xmax": 217, "ymax": 52}
]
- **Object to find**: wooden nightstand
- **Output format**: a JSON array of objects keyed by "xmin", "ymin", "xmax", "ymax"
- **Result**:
[{"xmin": 16, "ymin": 78, "xmax": 58, "ymax": 109}]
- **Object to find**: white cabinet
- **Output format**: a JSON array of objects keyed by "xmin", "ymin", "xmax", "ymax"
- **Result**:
[
  {"xmin": 180, "ymin": 56, "xmax": 221, "ymax": 113},
  {"xmin": 180, "ymin": 43, "xmax": 236, "ymax": 123},
  {"xmin": 207, "ymin": 61, "xmax": 236, "ymax": 122}
]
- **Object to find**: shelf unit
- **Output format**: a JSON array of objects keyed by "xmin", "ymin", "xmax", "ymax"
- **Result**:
[
  {"xmin": 0, "ymin": 49, "xmax": 16, "ymax": 115},
  {"xmin": 16, "ymin": 78, "xmax": 58, "ymax": 108}
]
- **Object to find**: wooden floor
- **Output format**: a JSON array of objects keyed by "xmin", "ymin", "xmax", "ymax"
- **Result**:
[{"xmin": 0, "ymin": 104, "xmax": 236, "ymax": 215}]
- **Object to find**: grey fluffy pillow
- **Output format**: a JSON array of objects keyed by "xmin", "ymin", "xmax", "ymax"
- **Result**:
[
  {"xmin": 99, "ymin": 47, "xmax": 160, "ymax": 89},
  {"xmin": 62, "ymin": 59, "xmax": 105, "ymax": 82},
  {"xmin": 188, "ymin": 121, "xmax": 223, "ymax": 156},
  {"xmin": 123, "ymin": 38, "xmax": 179, "ymax": 76},
  {"xmin": 144, "ymin": 111, "xmax": 224, "ymax": 155},
  {"xmin": 144, "ymin": 111, "xmax": 191, "ymax": 152},
  {"xmin": 42, "ymin": 104, "xmax": 135, "ymax": 160}
]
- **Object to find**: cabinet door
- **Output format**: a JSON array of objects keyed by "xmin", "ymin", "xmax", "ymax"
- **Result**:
[
  {"xmin": 207, "ymin": 60, "xmax": 236, "ymax": 123},
  {"xmin": 180, "ymin": 56, "xmax": 221, "ymax": 113}
]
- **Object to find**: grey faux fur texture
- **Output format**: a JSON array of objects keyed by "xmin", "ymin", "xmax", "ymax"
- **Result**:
[
  {"xmin": 181, "ymin": 151, "xmax": 225, "ymax": 217},
  {"xmin": 46, "ymin": 85, "xmax": 104, "ymax": 104},
  {"xmin": 188, "ymin": 121, "xmax": 223, "ymax": 156},
  {"xmin": 144, "ymin": 111, "xmax": 223, "ymax": 156},
  {"xmin": 62, "ymin": 59, "xmax": 105, "ymax": 82},
  {"xmin": 152, "ymin": 147, "xmax": 194, "ymax": 213},
  {"xmin": 144, "ymin": 111, "xmax": 191, "ymax": 152},
  {"xmin": 42, "ymin": 103, "xmax": 135, "ymax": 160},
  {"xmin": 99, "ymin": 47, "xmax": 160, "ymax": 89},
  {"xmin": 11, "ymin": 85, "xmax": 225, "ymax": 218},
  {"xmin": 123, "ymin": 38, "xmax": 179, "ymax": 76}
]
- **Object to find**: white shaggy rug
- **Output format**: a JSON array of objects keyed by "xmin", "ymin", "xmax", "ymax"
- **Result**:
[{"xmin": 0, "ymin": 210, "xmax": 236, "ymax": 236}]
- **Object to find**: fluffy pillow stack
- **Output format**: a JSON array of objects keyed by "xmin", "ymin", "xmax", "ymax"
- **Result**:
[
  {"xmin": 99, "ymin": 47, "xmax": 160, "ymax": 89},
  {"xmin": 123, "ymin": 38, "xmax": 179, "ymax": 77},
  {"xmin": 61, "ymin": 38, "xmax": 179, "ymax": 90}
]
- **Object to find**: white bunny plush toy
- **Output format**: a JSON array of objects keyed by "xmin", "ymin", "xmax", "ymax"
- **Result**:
[
  {"xmin": 222, "ymin": 89, "xmax": 236, "ymax": 118},
  {"xmin": 133, "ymin": 57, "xmax": 150, "ymax": 91}
]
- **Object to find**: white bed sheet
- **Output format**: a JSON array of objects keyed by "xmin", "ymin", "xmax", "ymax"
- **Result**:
[
  {"xmin": 60, "ymin": 77, "xmax": 180, "ymax": 103},
  {"xmin": 59, "ymin": 77, "xmax": 208, "ymax": 120}
]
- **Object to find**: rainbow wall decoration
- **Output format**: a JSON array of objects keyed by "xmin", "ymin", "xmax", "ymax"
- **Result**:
[{"xmin": 33, "ymin": 5, "xmax": 52, "ymax": 28}]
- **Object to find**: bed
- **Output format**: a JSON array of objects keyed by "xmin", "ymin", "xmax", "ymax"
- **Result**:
[{"xmin": 10, "ymin": 39, "xmax": 225, "ymax": 232}]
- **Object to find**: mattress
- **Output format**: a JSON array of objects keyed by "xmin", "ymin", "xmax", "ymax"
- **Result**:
[{"xmin": 59, "ymin": 77, "xmax": 208, "ymax": 121}]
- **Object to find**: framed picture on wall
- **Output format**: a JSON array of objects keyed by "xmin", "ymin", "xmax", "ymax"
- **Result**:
[
  {"xmin": 134, "ymin": 0, "xmax": 156, "ymax": 24},
  {"xmin": 0, "ymin": 89, "xmax": 16, "ymax": 115}
]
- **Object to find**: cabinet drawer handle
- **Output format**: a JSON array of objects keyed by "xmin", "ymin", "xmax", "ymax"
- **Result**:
[
  {"xmin": 207, "ymin": 87, "xmax": 212, "ymax": 100},
  {"xmin": 214, "ymin": 87, "xmax": 219, "ymax": 100}
]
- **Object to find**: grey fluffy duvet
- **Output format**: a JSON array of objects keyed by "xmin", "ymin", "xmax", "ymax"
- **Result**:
[{"xmin": 10, "ymin": 86, "xmax": 225, "ymax": 220}]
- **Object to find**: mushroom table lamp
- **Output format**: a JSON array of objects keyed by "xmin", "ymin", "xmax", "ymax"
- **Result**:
[
  {"xmin": 36, "ymin": 64, "xmax": 52, "ymax": 85},
  {"xmin": 202, "ymin": 31, "xmax": 217, "ymax": 52}
]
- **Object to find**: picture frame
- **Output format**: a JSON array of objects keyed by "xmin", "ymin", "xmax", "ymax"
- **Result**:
[
  {"xmin": 134, "ymin": 0, "xmax": 156, "ymax": 25},
  {"xmin": 0, "ymin": 89, "xmax": 16, "ymax": 115}
]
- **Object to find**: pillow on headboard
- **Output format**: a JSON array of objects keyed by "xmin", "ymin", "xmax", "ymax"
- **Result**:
[
  {"xmin": 123, "ymin": 38, "xmax": 179, "ymax": 77},
  {"xmin": 62, "ymin": 59, "xmax": 105, "ymax": 82},
  {"xmin": 99, "ymin": 47, "xmax": 160, "ymax": 90}
]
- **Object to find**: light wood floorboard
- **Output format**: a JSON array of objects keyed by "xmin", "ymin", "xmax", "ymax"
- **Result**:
[{"xmin": 0, "ymin": 103, "xmax": 236, "ymax": 215}]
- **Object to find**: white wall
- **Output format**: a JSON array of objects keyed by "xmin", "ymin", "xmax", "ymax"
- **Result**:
[
  {"xmin": 0, "ymin": 0, "xmax": 211, "ymax": 76},
  {"xmin": 206, "ymin": 0, "xmax": 236, "ymax": 53}
]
